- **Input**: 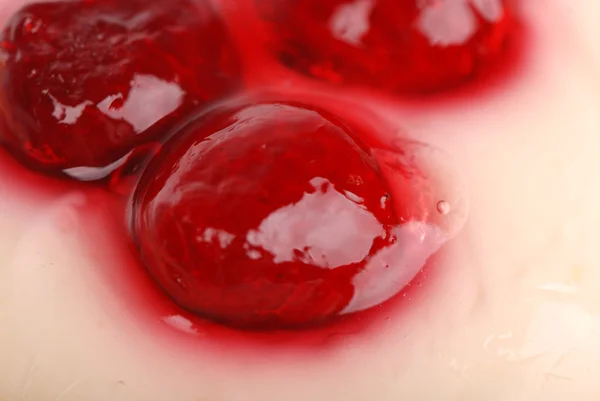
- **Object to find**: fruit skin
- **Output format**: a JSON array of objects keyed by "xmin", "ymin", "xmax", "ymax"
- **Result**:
[
  {"xmin": 132, "ymin": 103, "xmax": 401, "ymax": 330},
  {"xmin": 256, "ymin": 0, "xmax": 514, "ymax": 94},
  {"xmin": 0, "ymin": 0, "xmax": 241, "ymax": 180}
]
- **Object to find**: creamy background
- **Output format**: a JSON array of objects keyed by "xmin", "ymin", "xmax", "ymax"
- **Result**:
[{"xmin": 2, "ymin": 0, "xmax": 600, "ymax": 400}]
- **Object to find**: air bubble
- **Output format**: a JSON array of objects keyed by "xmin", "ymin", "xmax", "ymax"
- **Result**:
[{"xmin": 437, "ymin": 200, "xmax": 450, "ymax": 215}]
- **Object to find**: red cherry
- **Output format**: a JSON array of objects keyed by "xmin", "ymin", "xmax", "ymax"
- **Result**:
[
  {"xmin": 132, "ymin": 103, "xmax": 418, "ymax": 330},
  {"xmin": 257, "ymin": 0, "xmax": 516, "ymax": 94},
  {"xmin": 0, "ymin": 0, "xmax": 241, "ymax": 181}
]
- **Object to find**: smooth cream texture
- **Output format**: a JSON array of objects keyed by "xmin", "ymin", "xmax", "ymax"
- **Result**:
[{"xmin": 2, "ymin": 0, "xmax": 600, "ymax": 400}]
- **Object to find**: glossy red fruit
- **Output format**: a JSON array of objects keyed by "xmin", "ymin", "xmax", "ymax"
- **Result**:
[
  {"xmin": 0, "ymin": 0, "xmax": 241, "ymax": 181},
  {"xmin": 132, "ymin": 103, "xmax": 406, "ymax": 330},
  {"xmin": 257, "ymin": 0, "xmax": 515, "ymax": 94}
]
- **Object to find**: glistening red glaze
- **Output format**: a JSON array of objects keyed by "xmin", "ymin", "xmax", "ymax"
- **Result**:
[
  {"xmin": 0, "ymin": 0, "xmax": 520, "ymax": 348},
  {"xmin": 255, "ymin": 0, "xmax": 517, "ymax": 94},
  {"xmin": 0, "ymin": 0, "xmax": 241, "ymax": 180},
  {"xmin": 0, "ymin": 127, "xmax": 442, "ymax": 352},
  {"xmin": 0, "ymin": 107, "xmax": 446, "ymax": 350},
  {"xmin": 131, "ymin": 103, "xmax": 414, "ymax": 330}
]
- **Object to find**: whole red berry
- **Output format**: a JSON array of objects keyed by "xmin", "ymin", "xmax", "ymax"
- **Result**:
[
  {"xmin": 0, "ymin": 0, "xmax": 241, "ymax": 180},
  {"xmin": 257, "ymin": 0, "xmax": 515, "ymax": 94},
  {"xmin": 132, "ymin": 103, "xmax": 411, "ymax": 330}
]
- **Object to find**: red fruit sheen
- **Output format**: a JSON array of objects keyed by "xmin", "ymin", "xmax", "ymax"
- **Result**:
[
  {"xmin": 131, "ymin": 102, "xmax": 433, "ymax": 330},
  {"xmin": 0, "ymin": 0, "xmax": 241, "ymax": 181},
  {"xmin": 256, "ymin": 0, "xmax": 518, "ymax": 94},
  {"xmin": 0, "ymin": 94, "xmax": 463, "ymax": 347}
]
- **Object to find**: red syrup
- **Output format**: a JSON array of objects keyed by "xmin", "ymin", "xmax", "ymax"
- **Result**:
[
  {"xmin": 0, "ymin": 0, "xmax": 241, "ymax": 181},
  {"xmin": 132, "ymin": 102, "xmax": 444, "ymax": 331},
  {"xmin": 124, "ymin": 100, "xmax": 467, "ymax": 351},
  {"xmin": 0, "ymin": 95, "xmax": 467, "ymax": 352},
  {"xmin": 252, "ymin": 0, "xmax": 524, "ymax": 96},
  {"xmin": 220, "ymin": 0, "xmax": 528, "ymax": 105},
  {"xmin": 0, "ymin": 0, "xmax": 529, "ymax": 353}
]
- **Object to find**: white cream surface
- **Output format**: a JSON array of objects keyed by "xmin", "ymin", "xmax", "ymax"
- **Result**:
[{"xmin": 2, "ymin": 0, "xmax": 600, "ymax": 400}]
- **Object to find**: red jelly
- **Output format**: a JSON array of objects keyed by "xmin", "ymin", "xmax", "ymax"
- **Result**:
[
  {"xmin": 256, "ymin": 0, "xmax": 516, "ymax": 94},
  {"xmin": 0, "ymin": 0, "xmax": 241, "ymax": 181},
  {"xmin": 131, "ymin": 102, "xmax": 424, "ymax": 330}
]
